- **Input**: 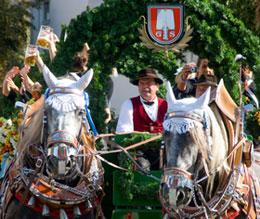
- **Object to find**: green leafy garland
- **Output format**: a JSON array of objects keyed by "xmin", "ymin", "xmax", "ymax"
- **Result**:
[{"xmin": 116, "ymin": 133, "xmax": 162, "ymax": 202}]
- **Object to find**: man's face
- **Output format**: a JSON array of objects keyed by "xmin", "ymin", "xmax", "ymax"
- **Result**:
[
  {"xmin": 197, "ymin": 59, "xmax": 214, "ymax": 79},
  {"xmin": 138, "ymin": 78, "xmax": 159, "ymax": 101},
  {"xmin": 195, "ymin": 84, "xmax": 210, "ymax": 98}
]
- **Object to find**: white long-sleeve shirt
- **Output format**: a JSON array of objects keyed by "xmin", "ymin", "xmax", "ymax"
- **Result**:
[{"xmin": 116, "ymin": 96, "xmax": 159, "ymax": 133}]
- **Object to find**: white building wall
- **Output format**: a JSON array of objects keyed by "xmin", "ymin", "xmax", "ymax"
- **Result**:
[
  {"xmin": 49, "ymin": 0, "xmax": 103, "ymax": 38},
  {"xmin": 110, "ymin": 75, "xmax": 139, "ymax": 116},
  {"xmin": 30, "ymin": 0, "xmax": 103, "ymax": 42}
]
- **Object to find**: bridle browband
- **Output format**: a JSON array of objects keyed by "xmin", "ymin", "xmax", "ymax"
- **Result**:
[
  {"xmin": 48, "ymin": 87, "xmax": 84, "ymax": 97},
  {"xmin": 167, "ymin": 111, "xmax": 204, "ymax": 124}
]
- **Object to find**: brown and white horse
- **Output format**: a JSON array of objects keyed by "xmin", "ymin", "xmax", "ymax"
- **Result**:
[
  {"xmin": 0, "ymin": 68, "xmax": 104, "ymax": 219},
  {"xmin": 160, "ymin": 82, "xmax": 260, "ymax": 218}
]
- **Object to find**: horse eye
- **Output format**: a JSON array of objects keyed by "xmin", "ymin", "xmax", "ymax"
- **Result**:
[{"xmin": 78, "ymin": 109, "xmax": 85, "ymax": 116}]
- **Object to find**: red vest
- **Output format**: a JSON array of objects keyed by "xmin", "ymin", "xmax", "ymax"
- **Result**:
[{"xmin": 131, "ymin": 96, "xmax": 167, "ymax": 133}]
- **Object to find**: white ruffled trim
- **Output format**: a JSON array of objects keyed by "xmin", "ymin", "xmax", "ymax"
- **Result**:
[
  {"xmin": 163, "ymin": 117, "xmax": 203, "ymax": 134},
  {"xmin": 45, "ymin": 94, "xmax": 84, "ymax": 112}
]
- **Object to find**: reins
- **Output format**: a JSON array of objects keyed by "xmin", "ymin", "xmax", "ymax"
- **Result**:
[
  {"xmin": 81, "ymin": 132, "xmax": 162, "ymax": 155},
  {"xmin": 196, "ymin": 136, "xmax": 245, "ymax": 184},
  {"xmin": 79, "ymin": 132, "xmax": 162, "ymax": 182}
]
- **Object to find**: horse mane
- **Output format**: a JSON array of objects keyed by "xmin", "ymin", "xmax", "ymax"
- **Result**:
[
  {"xmin": 16, "ymin": 103, "xmax": 45, "ymax": 158},
  {"xmin": 189, "ymin": 103, "xmax": 230, "ymax": 197}
]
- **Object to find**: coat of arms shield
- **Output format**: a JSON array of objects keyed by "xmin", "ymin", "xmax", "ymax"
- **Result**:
[{"xmin": 147, "ymin": 4, "xmax": 184, "ymax": 45}]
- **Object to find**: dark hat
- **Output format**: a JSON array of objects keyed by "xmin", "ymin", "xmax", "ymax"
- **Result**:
[
  {"xmin": 194, "ymin": 74, "xmax": 218, "ymax": 87},
  {"xmin": 132, "ymin": 68, "xmax": 163, "ymax": 85}
]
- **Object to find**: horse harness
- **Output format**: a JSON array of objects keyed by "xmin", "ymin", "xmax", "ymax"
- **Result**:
[
  {"xmin": 160, "ymin": 107, "xmax": 260, "ymax": 219},
  {"xmin": 0, "ymin": 87, "xmax": 104, "ymax": 218}
]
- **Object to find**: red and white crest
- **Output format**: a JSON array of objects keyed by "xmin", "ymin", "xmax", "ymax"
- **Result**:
[{"xmin": 147, "ymin": 4, "xmax": 184, "ymax": 45}]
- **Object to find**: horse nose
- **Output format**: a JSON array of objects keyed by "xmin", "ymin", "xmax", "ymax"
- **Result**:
[
  {"xmin": 168, "ymin": 187, "xmax": 192, "ymax": 208},
  {"xmin": 176, "ymin": 188, "xmax": 185, "ymax": 203},
  {"xmin": 175, "ymin": 187, "xmax": 191, "ymax": 208},
  {"xmin": 160, "ymin": 183, "xmax": 192, "ymax": 209}
]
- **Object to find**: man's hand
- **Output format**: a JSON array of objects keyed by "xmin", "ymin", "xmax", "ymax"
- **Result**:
[
  {"xmin": 104, "ymin": 107, "xmax": 112, "ymax": 124},
  {"xmin": 5, "ymin": 78, "xmax": 19, "ymax": 93},
  {"xmin": 46, "ymin": 32, "xmax": 59, "ymax": 61},
  {"xmin": 20, "ymin": 65, "xmax": 30, "ymax": 79},
  {"xmin": 181, "ymin": 62, "xmax": 196, "ymax": 81},
  {"xmin": 5, "ymin": 66, "xmax": 19, "ymax": 80},
  {"xmin": 36, "ymin": 50, "xmax": 44, "ymax": 72}
]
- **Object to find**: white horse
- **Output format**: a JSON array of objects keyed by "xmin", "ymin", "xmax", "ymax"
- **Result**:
[
  {"xmin": 0, "ymin": 66, "xmax": 104, "ymax": 219},
  {"xmin": 160, "ymin": 82, "xmax": 260, "ymax": 218}
]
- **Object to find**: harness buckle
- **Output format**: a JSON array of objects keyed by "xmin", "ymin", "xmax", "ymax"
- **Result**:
[
  {"xmin": 87, "ymin": 184, "xmax": 95, "ymax": 193},
  {"xmin": 36, "ymin": 158, "xmax": 43, "ymax": 168}
]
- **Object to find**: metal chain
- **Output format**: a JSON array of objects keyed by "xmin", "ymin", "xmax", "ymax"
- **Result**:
[{"xmin": 51, "ymin": 181, "xmax": 94, "ymax": 198}]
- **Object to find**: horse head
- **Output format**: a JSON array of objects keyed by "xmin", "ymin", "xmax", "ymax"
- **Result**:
[
  {"xmin": 43, "ymin": 69, "xmax": 93, "ymax": 182},
  {"xmin": 160, "ymin": 82, "xmax": 229, "ymax": 217}
]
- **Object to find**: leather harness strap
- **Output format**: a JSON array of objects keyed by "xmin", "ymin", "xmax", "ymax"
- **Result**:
[
  {"xmin": 77, "ymin": 133, "xmax": 162, "ymax": 158},
  {"xmin": 95, "ymin": 133, "xmax": 162, "ymax": 155},
  {"xmin": 79, "ymin": 134, "xmax": 161, "ymax": 172},
  {"xmin": 47, "ymin": 130, "xmax": 78, "ymax": 148}
]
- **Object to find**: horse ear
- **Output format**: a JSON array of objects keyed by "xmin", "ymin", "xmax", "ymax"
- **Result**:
[
  {"xmin": 72, "ymin": 69, "xmax": 93, "ymax": 91},
  {"xmin": 195, "ymin": 86, "xmax": 211, "ymax": 108},
  {"xmin": 218, "ymin": 78, "xmax": 224, "ymax": 87},
  {"xmin": 166, "ymin": 81, "xmax": 177, "ymax": 104},
  {"xmin": 42, "ymin": 66, "xmax": 58, "ymax": 88}
]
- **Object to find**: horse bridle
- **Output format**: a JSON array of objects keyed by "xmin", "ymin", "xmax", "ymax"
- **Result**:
[
  {"xmin": 160, "ymin": 110, "xmax": 216, "ymax": 218},
  {"xmin": 162, "ymin": 110, "xmax": 211, "ymax": 173},
  {"xmin": 42, "ymin": 87, "xmax": 88, "ymax": 180}
]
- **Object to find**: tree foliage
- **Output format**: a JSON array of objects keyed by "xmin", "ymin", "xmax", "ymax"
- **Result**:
[
  {"xmin": 0, "ymin": 0, "xmax": 38, "ymax": 77},
  {"xmin": 217, "ymin": 0, "xmax": 260, "ymax": 36},
  {"xmin": 0, "ymin": 0, "xmax": 39, "ymax": 118}
]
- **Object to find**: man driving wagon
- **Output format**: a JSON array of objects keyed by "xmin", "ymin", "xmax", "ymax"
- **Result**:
[{"xmin": 116, "ymin": 68, "xmax": 167, "ymax": 170}]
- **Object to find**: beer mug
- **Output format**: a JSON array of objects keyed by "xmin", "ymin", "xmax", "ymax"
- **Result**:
[
  {"xmin": 24, "ymin": 44, "xmax": 37, "ymax": 66},
  {"xmin": 36, "ymin": 25, "xmax": 53, "ymax": 49}
]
